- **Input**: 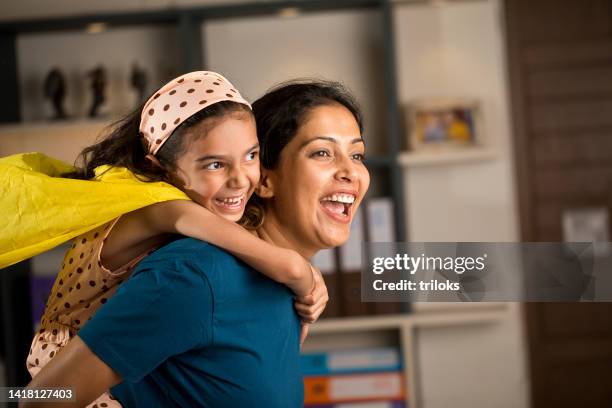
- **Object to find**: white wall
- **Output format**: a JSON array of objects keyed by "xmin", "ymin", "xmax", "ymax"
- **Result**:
[
  {"xmin": 394, "ymin": 1, "xmax": 529, "ymax": 407},
  {"xmin": 395, "ymin": 0, "xmax": 519, "ymax": 242},
  {"xmin": 203, "ymin": 10, "xmax": 389, "ymax": 155}
]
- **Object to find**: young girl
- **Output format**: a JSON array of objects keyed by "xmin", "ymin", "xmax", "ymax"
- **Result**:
[{"xmin": 24, "ymin": 71, "xmax": 326, "ymax": 407}]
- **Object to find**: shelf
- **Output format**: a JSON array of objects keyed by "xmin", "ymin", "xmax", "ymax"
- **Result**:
[
  {"xmin": 0, "ymin": 120, "xmax": 108, "ymax": 163},
  {"xmin": 311, "ymin": 303, "xmax": 507, "ymax": 334},
  {"xmin": 0, "ymin": 118, "xmax": 110, "ymax": 132},
  {"xmin": 398, "ymin": 147, "xmax": 497, "ymax": 168},
  {"xmin": 0, "ymin": 1, "xmax": 382, "ymax": 33},
  {"xmin": 307, "ymin": 304, "xmax": 508, "ymax": 408}
]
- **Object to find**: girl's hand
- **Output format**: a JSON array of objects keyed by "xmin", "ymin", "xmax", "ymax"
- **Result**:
[
  {"xmin": 300, "ymin": 323, "xmax": 310, "ymax": 349},
  {"xmin": 294, "ymin": 265, "xmax": 328, "ymax": 324}
]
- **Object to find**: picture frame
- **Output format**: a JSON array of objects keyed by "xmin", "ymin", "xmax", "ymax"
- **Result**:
[{"xmin": 405, "ymin": 98, "xmax": 484, "ymax": 152}]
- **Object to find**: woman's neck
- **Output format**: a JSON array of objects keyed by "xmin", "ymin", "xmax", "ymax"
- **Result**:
[{"xmin": 254, "ymin": 213, "xmax": 316, "ymax": 260}]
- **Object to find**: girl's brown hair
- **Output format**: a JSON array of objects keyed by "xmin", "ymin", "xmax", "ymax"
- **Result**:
[{"xmin": 64, "ymin": 100, "xmax": 252, "ymax": 182}]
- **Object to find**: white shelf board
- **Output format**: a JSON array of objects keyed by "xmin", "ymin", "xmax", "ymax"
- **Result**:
[
  {"xmin": 398, "ymin": 147, "xmax": 497, "ymax": 168},
  {"xmin": 0, "ymin": 118, "xmax": 110, "ymax": 133},
  {"xmin": 310, "ymin": 303, "xmax": 507, "ymax": 334},
  {"xmin": 0, "ymin": 119, "xmax": 111, "ymax": 163}
]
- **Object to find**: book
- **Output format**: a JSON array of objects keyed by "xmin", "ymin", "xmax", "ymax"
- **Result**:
[
  {"xmin": 312, "ymin": 248, "xmax": 341, "ymax": 318},
  {"xmin": 366, "ymin": 197, "xmax": 396, "ymax": 243},
  {"xmin": 29, "ymin": 275, "xmax": 56, "ymax": 327},
  {"xmin": 338, "ymin": 209, "xmax": 371, "ymax": 316},
  {"xmin": 305, "ymin": 400, "xmax": 406, "ymax": 408},
  {"xmin": 304, "ymin": 372, "xmax": 405, "ymax": 404},
  {"xmin": 339, "ymin": 208, "xmax": 365, "ymax": 271},
  {"xmin": 365, "ymin": 198, "xmax": 403, "ymax": 315},
  {"xmin": 301, "ymin": 347, "xmax": 402, "ymax": 376}
]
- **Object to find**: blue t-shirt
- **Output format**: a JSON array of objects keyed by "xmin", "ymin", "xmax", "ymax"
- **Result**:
[{"xmin": 78, "ymin": 237, "xmax": 303, "ymax": 408}]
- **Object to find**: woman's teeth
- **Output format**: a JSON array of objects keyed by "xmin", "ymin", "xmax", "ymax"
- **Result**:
[
  {"xmin": 321, "ymin": 194, "xmax": 355, "ymax": 204},
  {"xmin": 320, "ymin": 194, "xmax": 356, "ymax": 216}
]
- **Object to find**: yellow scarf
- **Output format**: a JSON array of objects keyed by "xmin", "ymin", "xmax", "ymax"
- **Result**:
[{"xmin": 0, "ymin": 152, "xmax": 189, "ymax": 268}]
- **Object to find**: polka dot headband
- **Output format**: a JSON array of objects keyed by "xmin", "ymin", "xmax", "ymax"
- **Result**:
[{"xmin": 139, "ymin": 71, "xmax": 251, "ymax": 155}]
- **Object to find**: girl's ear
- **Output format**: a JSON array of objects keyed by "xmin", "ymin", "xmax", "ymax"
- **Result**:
[
  {"xmin": 256, "ymin": 170, "xmax": 275, "ymax": 199},
  {"xmin": 145, "ymin": 153, "xmax": 187, "ymax": 187}
]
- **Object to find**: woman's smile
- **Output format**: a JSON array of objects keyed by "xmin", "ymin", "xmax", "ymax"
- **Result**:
[{"xmin": 319, "ymin": 190, "xmax": 357, "ymax": 224}]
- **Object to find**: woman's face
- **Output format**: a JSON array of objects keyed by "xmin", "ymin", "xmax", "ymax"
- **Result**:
[
  {"xmin": 173, "ymin": 113, "xmax": 260, "ymax": 222},
  {"xmin": 263, "ymin": 103, "xmax": 370, "ymax": 256}
]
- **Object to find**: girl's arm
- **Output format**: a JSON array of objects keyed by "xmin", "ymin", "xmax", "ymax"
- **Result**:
[{"xmin": 105, "ymin": 200, "xmax": 315, "ymax": 297}]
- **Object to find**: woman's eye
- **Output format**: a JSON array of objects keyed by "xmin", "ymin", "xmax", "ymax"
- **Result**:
[
  {"xmin": 204, "ymin": 162, "xmax": 224, "ymax": 170},
  {"xmin": 352, "ymin": 153, "xmax": 366, "ymax": 162},
  {"xmin": 310, "ymin": 150, "xmax": 331, "ymax": 158}
]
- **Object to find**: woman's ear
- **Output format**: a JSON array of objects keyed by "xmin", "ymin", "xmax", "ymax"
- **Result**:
[{"xmin": 256, "ymin": 171, "xmax": 275, "ymax": 199}]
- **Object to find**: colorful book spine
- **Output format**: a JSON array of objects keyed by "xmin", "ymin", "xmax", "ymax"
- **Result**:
[
  {"xmin": 29, "ymin": 275, "xmax": 56, "ymax": 326},
  {"xmin": 305, "ymin": 401, "xmax": 406, "ymax": 408},
  {"xmin": 304, "ymin": 372, "xmax": 405, "ymax": 404},
  {"xmin": 301, "ymin": 347, "xmax": 402, "ymax": 376}
]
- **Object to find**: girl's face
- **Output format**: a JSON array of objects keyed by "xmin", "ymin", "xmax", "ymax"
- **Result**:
[
  {"xmin": 173, "ymin": 113, "xmax": 260, "ymax": 222},
  {"xmin": 262, "ymin": 103, "xmax": 370, "ymax": 256}
]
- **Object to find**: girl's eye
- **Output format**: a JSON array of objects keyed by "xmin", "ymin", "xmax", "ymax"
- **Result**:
[
  {"xmin": 352, "ymin": 153, "xmax": 366, "ymax": 162},
  {"xmin": 246, "ymin": 151, "xmax": 259, "ymax": 161},
  {"xmin": 310, "ymin": 150, "xmax": 331, "ymax": 158},
  {"xmin": 204, "ymin": 162, "xmax": 224, "ymax": 170}
]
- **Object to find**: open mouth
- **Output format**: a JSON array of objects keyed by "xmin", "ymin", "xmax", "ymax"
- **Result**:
[
  {"xmin": 320, "ymin": 193, "xmax": 356, "ymax": 222},
  {"xmin": 214, "ymin": 194, "xmax": 246, "ymax": 211}
]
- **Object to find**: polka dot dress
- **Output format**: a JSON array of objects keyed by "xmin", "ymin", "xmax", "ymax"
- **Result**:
[{"xmin": 27, "ymin": 217, "xmax": 158, "ymax": 408}]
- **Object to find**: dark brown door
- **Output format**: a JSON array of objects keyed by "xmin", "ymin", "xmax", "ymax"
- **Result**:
[{"xmin": 504, "ymin": 0, "xmax": 612, "ymax": 407}]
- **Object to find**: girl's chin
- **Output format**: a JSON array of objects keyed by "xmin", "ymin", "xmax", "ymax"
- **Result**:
[{"xmin": 211, "ymin": 208, "xmax": 244, "ymax": 222}]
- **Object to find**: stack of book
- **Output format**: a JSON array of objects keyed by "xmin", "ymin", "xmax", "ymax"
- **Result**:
[{"xmin": 302, "ymin": 347, "xmax": 407, "ymax": 408}]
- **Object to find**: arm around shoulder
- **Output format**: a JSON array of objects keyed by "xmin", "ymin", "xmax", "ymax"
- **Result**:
[{"xmin": 142, "ymin": 200, "xmax": 316, "ymax": 297}]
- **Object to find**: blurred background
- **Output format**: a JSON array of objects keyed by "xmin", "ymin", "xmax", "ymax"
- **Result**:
[{"xmin": 1, "ymin": 0, "xmax": 612, "ymax": 407}]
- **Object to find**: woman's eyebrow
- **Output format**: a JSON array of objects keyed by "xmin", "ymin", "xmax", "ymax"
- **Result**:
[{"xmin": 300, "ymin": 136, "xmax": 364, "ymax": 149}]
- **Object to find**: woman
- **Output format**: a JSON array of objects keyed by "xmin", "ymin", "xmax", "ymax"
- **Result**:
[{"xmin": 23, "ymin": 80, "xmax": 370, "ymax": 407}]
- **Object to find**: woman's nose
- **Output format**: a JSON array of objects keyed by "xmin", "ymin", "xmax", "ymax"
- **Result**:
[{"xmin": 335, "ymin": 154, "xmax": 358, "ymax": 183}]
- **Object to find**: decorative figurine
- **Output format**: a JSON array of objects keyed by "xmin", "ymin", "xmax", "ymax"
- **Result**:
[
  {"xmin": 130, "ymin": 63, "xmax": 148, "ymax": 105},
  {"xmin": 87, "ymin": 66, "xmax": 107, "ymax": 118},
  {"xmin": 43, "ymin": 68, "xmax": 67, "ymax": 120}
]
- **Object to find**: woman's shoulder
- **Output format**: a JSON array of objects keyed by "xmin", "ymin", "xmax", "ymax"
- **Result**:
[{"xmin": 140, "ymin": 237, "xmax": 241, "ymax": 271}]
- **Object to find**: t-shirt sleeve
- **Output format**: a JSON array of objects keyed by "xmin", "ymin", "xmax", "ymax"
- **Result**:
[{"xmin": 78, "ymin": 257, "xmax": 214, "ymax": 382}]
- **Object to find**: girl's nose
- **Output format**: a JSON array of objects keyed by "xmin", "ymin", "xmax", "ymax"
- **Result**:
[{"xmin": 228, "ymin": 165, "xmax": 249, "ymax": 189}]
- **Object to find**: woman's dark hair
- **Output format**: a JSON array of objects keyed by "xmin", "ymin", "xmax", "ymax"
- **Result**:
[
  {"xmin": 65, "ymin": 100, "xmax": 252, "ymax": 181},
  {"xmin": 240, "ymin": 79, "xmax": 363, "ymax": 229},
  {"xmin": 252, "ymin": 79, "xmax": 363, "ymax": 170}
]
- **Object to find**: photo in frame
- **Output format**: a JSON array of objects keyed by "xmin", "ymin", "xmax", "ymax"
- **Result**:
[{"xmin": 405, "ymin": 98, "xmax": 484, "ymax": 152}]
